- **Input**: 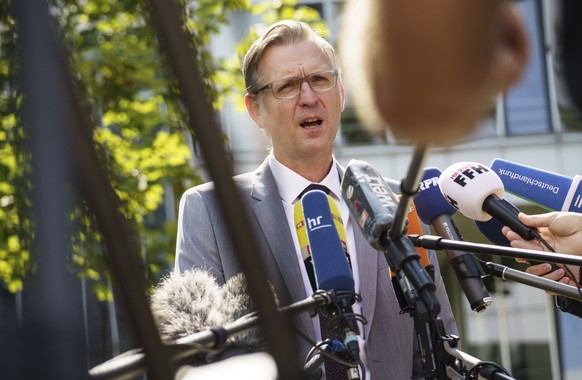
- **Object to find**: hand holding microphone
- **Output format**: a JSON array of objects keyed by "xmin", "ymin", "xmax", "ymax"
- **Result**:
[
  {"xmin": 502, "ymin": 212, "xmax": 582, "ymax": 286},
  {"xmin": 438, "ymin": 161, "xmax": 567, "ymax": 275},
  {"xmin": 503, "ymin": 212, "xmax": 582, "ymax": 256},
  {"xmin": 439, "ymin": 161, "xmax": 549, "ymax": 245}
]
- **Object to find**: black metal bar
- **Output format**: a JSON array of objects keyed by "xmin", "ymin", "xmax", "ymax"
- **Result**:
[
  {"xmin": 143, "ymin": 1, "xmax": 303, "ymax": 379},
  {"xmin": 14, "ymin": 1, "xmax": 87, "ymax": 378},
  {"xmin": 390, "ymin": 143, "xmax": 431, "ymax": 239},
  {"xmin": 90, "ymin": 291, "xmax": 332, "ymax": 379},
  {"xmin": 14, "ymin": 1, "xmax": 173, "ymax": 379},
  {"xmin": 410, "ymin": 234, "xmax": 582, "ymax": 266},
  {"xmin": 481, "ymin": 261, "xmax": 582, "ymax": 301}
]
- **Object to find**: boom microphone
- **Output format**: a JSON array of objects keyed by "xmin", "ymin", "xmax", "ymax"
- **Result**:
[
  {"xmin": 490, "ymin": 158, "xmax": 582, "ymax": 213},
  {"xmin": 299, "ymin": 190, "xmax": 360, "ymax": 364},
  {"xmin": 415, "ymin": 167, "xmax": 492, "ymax": 312},
  {"xmin": 341, "ymin": 159, "xmax": 440, "ymax": 321},
  {"xmin": 439, "ymin": 162, "xmax": 542, "ymax": 241},
  {"xmin": 150, "ymin": 269, "xmax": 266, "ymax": 364}
]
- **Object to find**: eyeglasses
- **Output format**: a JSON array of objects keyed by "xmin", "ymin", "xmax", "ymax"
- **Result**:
[{"xmin": 254, "ymin": 70, "xmax": 338, "ymax": 99}]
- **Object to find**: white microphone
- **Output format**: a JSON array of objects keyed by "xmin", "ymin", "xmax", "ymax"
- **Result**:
[{"xmin": 438, "ymin": 162, "xmax": 542, "ymax": 241}]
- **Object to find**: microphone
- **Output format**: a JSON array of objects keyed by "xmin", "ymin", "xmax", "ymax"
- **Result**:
[
  {"xmin": 473, "ymin": 195, "xmax": 523, "ymax": 247},
  {"xmin": 475, "ymin": 218, "xmax": 512, "ymax": 246},
  {"xmin": 150, "ymin": 269, "xmax": 266, "ymax": 364},
  {"xmin": 490, "ymin": 158, "xmax": 582, "ymax": 213},
  {"xmin": 415, "ymin": 167, "xmax": 492, "ymax": 313},
  {"xmin": 294, "ymin": 191, "xmax": 351, "ymax": 292},
  {"xmin": 406, "ymin": 201, "xmax": 431, "ymax": 270},
  {"xmin": 438, "ymin": 161, "xmax": 542, "ymax": 241},
  {"xmin": 341, "ymin": 159, "xmax": 440, "ymax": 321},
  {"xmin": 298, "ymin": 189, "xmax": 361, "ymax": 365}
]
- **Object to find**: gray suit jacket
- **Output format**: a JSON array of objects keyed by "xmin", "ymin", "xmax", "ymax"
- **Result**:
[{"xmin": 175, "ymin": 157, "xmax": 457, "ymax": 379}]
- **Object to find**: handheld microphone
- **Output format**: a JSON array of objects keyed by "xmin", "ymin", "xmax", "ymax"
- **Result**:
[
  {"xmin": 490, "ymin": 158, "xmax": 582, "ymax": 213},
  {"xmin": 438, "ymin": 161, "xmax": 542, "ymax": 241},
  {"xmin": 475, "ymin": 218, "xmax": 512, "ymax": 246},
  {"xmin": 474, "ymin": 208, "xmax": 561, "ymax": 273},
  {"xmin": 415, "ymin": 167, "xmax": 492, "ymax": 313},
  {"xmin": 341, "ymin": 159, "xmax": 440, "ymax": 321},
  {"xmin": 299, "ymin": 190, "xmax": 361, "ymax": 365}
]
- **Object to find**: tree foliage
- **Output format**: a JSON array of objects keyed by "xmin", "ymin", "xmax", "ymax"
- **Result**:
[{"xmin": 0, "ymin": 0, "xmax": 325, "ymax": 298}]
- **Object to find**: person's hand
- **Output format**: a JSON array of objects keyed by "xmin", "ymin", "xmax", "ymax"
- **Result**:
[
  {"xmin": 502, "ymin": 212, "xmax": 582, "ymax": 284},
  {"xmin": 502, "ymin": 212, "xmax": 582, "ymax": 255},
  {"xmin": 523, "ymin": 262, "xmax": 579, "ymax": 287}
]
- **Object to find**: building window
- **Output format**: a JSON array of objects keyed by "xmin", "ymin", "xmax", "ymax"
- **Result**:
[{"xmin": 504, "ymin": 0, "xmax": 552, "ymax": 136}]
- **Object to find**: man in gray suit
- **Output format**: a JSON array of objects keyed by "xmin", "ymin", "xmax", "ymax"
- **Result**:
[{"xmin": 175, "ymin": 20, "xmax": 457, "ymax": 379}]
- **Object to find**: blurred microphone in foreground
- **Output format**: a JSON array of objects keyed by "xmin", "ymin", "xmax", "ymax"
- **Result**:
[
  {"xmin": 339, "ymin": 0, "xmax": 528, "ymax": 144},
  {"xmin": 151, "ymin": 269, "xmax": 269, "ymax": 364}
]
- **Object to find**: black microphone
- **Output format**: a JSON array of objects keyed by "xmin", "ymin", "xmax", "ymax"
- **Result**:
[
  {"xmin": 341, "ymin": 159, "xmax": 440, "ymax": 321},
  {"xmin": 439, "ymin": 161, "xmax": 542, "ymax": 241},
  {"xmin": 298, "ymin": 189, "xmax": 362, "ymax": 368},
  {"xmin": 415, "ymin": 167, "xmax": 492, "ymax": 313}
]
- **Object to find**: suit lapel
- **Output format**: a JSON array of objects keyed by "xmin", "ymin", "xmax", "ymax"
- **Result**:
[
  {"xmin": 250, "ymin": 159, "xmax": 315, "ymax": 338},
  {"xmin": 353, "ymin": 225, "xmax": 380, "ymax": 338}
]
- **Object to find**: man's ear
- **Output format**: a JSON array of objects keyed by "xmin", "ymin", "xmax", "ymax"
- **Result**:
[{"xmin": 245, "ymin": 93, "xmax": 264, "ymax": 127}]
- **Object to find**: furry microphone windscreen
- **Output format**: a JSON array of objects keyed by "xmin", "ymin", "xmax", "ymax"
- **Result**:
[
  {"xmin": 217, "ymin": 272, "xmax": 273, "ymax": 357},
  {"xmin": 150, "ymin": 269, "xmax": 277, "ymax": 363},
  {"xmin": 150, "ymin": 269, "xmax": 223, "ymax": 344}
]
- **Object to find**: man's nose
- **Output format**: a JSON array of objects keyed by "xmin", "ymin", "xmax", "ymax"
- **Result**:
[{"xmin": 298, "ymin": 80, "xmax": 318, "ymax": 104}]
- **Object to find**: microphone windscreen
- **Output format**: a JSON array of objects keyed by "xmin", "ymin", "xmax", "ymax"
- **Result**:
[
  {"xmin": 294, "ymin": 202, "xmax": 310, "ymax": 262},
  {"xmin": 295, "ymin": 194, "xmax": 349, "ymax": 261},
  {"xmin": 415, "ymin": 167, "xmax": 457, "ymax": 224},
  {"xmin": 407, "ymin": 201, "xmax": 431, "ymax": 269},
  {"xmin": 491, "ymin": 158, "xmax": 573, "ymax": 211},
  {"xmin": 475, "ymin": 219, "xmax": 511, "ymax": 246},
  {"xmin": 218, "ymin": 273, "xmax": 271, "ymax": 355},
  {"xmin": 151, "ymin": 269, "xmax": 223, "ymax": 344},
  {"xmin": 439, "ymin": 162, "xmax": 504, "ymax": 221},
  {"xmin": 151, "ymin": 269, "xmax": 271, "ymax": 363},
  {"xmin": 301, "ymin": 190, "xmax": 355, "ymax": 292}
]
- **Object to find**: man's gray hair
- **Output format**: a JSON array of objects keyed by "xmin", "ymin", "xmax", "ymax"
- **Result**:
[{"xmin": 242, "ymin": 20, "xmax": 340, "ymax": 94}]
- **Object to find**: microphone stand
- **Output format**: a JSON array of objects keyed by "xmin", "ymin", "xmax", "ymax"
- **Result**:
[
  {"xmin": 405, "ymin": 234, "xmax": 582, "ymax": 379},
  {"xmin": 409, "ymin": 234, "xmax": 582, "ymax": 301},
  {"xmin": 89, "ymin": 290, "xmax": 363, "ymax": 380},
  {"xmin": 409, "ymin": 235, "xmax": 582, "ymax": 267},
  {"xmin": 375, "ymin": 144, "xmax": 516, "ymax": 379},
  {"xmin": 390, "ymin": 143, "xmax": 432, "ymax": 239}
]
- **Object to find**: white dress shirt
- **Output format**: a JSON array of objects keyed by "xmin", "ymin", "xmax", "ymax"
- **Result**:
[{"xmin": 268, "ymin": 153, "xmax": 370, "ymax": 379}]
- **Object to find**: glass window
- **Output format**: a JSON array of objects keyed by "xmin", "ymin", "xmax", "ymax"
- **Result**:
[
  {"xmin": 504, "ymin": 0, "xmax": 552, "ymax": 136},
  {"xmin": 550, "ymin": 0, "xmax": 582, "ymax": 132}
]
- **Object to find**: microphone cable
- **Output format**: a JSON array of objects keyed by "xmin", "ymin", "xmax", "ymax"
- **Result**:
[{"xmin": 535, "ymin": 235, "xmax": 582, "ymax": 300}]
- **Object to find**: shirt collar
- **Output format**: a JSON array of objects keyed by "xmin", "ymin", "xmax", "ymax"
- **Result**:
[{"xmin": 268, "ymin": 153, "xmax": 343, "ymax": 204}]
